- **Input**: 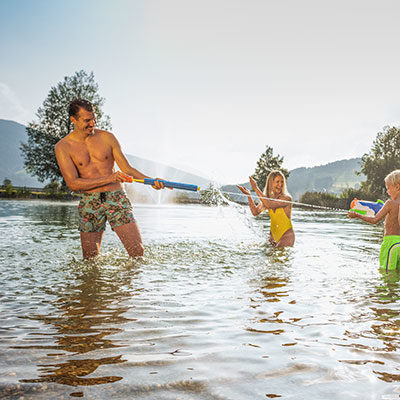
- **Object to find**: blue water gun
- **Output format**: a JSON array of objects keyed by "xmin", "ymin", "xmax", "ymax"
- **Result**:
[
  {"xmin": 350, "ymin": 198, "xmax": 384, "ymax": 217},
  {"xmin": 130, "ymin": 177, "xmax": 199, "ymax": 192}
]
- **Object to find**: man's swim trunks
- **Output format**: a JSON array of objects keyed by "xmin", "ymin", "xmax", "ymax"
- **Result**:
[
  {"xmin": 78, "ymin": 190, "xmax": 135, "ymax": 232},
  {"xmin": 380, "ymin": 235, "xmax": 400, "ymax": 272},
  {"xmin": 268, "ymin": 207, "xmax": 293, "ymax": 243}
]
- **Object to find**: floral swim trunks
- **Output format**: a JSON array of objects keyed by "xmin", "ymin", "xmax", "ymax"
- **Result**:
[{"xmin": 78, "ymin": 190, "xmax": 135, "ymax": 232}]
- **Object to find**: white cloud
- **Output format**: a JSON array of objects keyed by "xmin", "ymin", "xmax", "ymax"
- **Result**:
[{"xmin": 0, "ymin": 83, "xmax": 31, "ymax": 123}]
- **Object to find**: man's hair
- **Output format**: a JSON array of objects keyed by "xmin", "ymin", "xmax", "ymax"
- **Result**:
[
  {"xmin": 68, "ymin": 99, "xmax": 94, "ymax": 118},
  {"xmin": 385, "ymin": 170, "xmax": 400, "ymax": 186}
]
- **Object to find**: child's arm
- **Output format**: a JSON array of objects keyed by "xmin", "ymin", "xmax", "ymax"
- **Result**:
[{"xmin": 347, "ymin": 200, "xmax": 391, "ymax": 224}]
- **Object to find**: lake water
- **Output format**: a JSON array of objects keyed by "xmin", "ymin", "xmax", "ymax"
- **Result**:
[{"xmin": 0, "ymin": 199, "xmax": 399, "ymax": 399}]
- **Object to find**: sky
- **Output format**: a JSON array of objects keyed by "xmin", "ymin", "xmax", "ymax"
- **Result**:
[{"xmin": 1, "ymin": 0, "xmax": 400, "ymax": 184}]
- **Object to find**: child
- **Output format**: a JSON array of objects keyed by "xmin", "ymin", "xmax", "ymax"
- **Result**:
[
  {"xmin": 348, "ymin": 169, "xmax": 400, "ymax": 272},
  {"xmin": 237, "ymin": 170, "xmax": 295, "ymax": 247}
]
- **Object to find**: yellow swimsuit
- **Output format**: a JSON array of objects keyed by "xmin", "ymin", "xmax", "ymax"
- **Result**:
[{"xmin": 268, "ymin": 208, "xmax": 293, "ymax": 243}]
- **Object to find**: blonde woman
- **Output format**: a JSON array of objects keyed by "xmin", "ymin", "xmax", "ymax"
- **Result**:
[{"xmin": 237, "ymin": 170, "xmax": 295, "ymax": 247}]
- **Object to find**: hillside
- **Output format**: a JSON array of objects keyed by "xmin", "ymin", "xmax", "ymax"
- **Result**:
[
  {"xmin": 221, "ymin": 158, "xmax": 365, "ymax": 202},
  {"xmin": 287, "ymin": 158, "xmax": 364, "ymax": 200},
  {"xmin": 0, "ymin": 119, "xmax": 365, "ymax": 200},
  {"xmin": 0, "ymin": 119, "xmax": 45, "ymax": 187},
  {"xmin": 0, "ymin": 120, "xmax": 211, "ymax": 195}
]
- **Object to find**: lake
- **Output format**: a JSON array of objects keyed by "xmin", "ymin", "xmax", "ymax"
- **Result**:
[{"xmin": 0, "ymin": 199, "xmax": 399, "ymax": 399}]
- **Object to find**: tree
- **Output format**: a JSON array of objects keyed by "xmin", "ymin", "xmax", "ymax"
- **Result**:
[
  {"xmin": 200, "ymin": 183, "xmax": 230, "ymax": 206},
  {"xmin": 252, "ymin": 146, "xmax": 289, "ymax": 189},
  {"xmin": 21, "ymin": 70, "xmax": 111, "ymax": 188},
  {"xmin": 2, "ymin": 178, "xmax": 11, "ymax": 187},
  {"xmin": 44, "ymin": 180, "xmax": 61, "ymax": 196},
  {"xmin": 359, "ymin": 126, "xmax": 400, "ymax": 196}
]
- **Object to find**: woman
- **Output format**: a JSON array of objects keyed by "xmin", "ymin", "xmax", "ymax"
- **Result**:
[{"xmin": 237, "ymin": 170, "xmax": 295, "ymax": 247}]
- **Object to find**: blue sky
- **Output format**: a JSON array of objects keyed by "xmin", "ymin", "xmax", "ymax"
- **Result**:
[{"xmin": 1, "ymin": 0, "xmax": 400, "ymax": 183}]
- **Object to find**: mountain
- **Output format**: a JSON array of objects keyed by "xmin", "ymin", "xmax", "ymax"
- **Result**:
[
  {"xmin": 0, "ymin": 119, "xmax": 212, "ymax": 193},
  {"xmin": 287, "ymin": 158, "xmax": 364, "ymax": 200},
  {"xmin": 0, "ymin": 119, "xmax": 365, "ymax": 200},
  {"xmin": 0, "ymin": 119, "xmax": 46, "ymax": 187},
  {"xmin": 221, "ymin": 158, "xmax": 365, "ymax": 202}
]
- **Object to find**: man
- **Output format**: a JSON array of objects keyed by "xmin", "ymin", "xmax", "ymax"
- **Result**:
[{"xmin": 55, "ymin": 98, "xmax": 165, "ymax": 259}]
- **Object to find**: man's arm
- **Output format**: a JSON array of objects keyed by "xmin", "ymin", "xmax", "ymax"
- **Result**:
[
  {"xmin": 109, "ymin": 133, "xmax": 151, "ymax": 180},
  {"xmin": 55, "ymin": 141, "xmax": 125, "ymax": 191}
]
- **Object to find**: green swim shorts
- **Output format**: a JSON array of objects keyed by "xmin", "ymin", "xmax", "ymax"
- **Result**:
[
  {"xmin": 78, "ymin": 190, "xmax": 135, "ymax": 232},
  {"xmin": 379, "ymin": 235, "xmax": 400, "ymax": 272}
]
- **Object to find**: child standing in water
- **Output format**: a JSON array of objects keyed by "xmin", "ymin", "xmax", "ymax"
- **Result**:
[
  {"xmin": 348, "ymin": 170, "xmax": 400, "ymax": 272},
  {"xmin": 237, "ymin": 170, "xmax": 295, "ymax": 247}
]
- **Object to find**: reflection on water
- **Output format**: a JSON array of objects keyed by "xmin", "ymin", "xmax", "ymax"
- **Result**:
[
  {"xmin": 0, "ymin": 200, "xmax": 399, "ymax": 399},
  {"xmin": 16, "ymin": 261, "xmax": 138, "ymax": 388}
]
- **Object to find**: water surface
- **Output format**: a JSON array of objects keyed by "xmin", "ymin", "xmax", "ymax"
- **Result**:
[{"xmin": 0, "ymin": 200, "xmax": 399, "ymax": 399}]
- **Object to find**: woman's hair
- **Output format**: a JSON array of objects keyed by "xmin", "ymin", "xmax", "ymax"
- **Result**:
[
  {"xmin": 385, "ymin": 169, "xmax": 400, "ymax": 186},
  {"xmin": 263, "ymin": 170, "xmax": 289, "ymax": 198}
]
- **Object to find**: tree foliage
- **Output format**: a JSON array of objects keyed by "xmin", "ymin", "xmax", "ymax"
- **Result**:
[
  {"xmin": 2, "ymin": 178, "xmax": 11, "ymax": 187},
  {"xmin": 252, "ymin": 146, "xmax": 289, "ymax": 189},
  {"xmin": 299, "ymin": 191, "xmax": 345, "ymax": 209},
  {"xmin": 21, "ymin": 70, "xmax": 111, "ymax": 186},
  {"xmin": 359, "ymin": 126, "xmax": 400, "ymax": 197},
  {"xmin": 200, "ymin": 184, "xmax": 230, "ymax": 206}
]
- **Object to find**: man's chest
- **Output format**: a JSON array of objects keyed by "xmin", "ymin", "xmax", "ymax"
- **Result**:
[{"xmin": 70, "ymin": 140, "xmax": 114, "ymax": 168}]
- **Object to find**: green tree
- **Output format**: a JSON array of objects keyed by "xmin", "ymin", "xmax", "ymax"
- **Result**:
[
  {"xmin": 200, "ymin": 183, "xmax": 230, "ymax": 206},
  {"xmin": 21, "ymin": 70, "xmax": 111, "ymax": 188},
  {"xmin": 2, "ymin": 178, "xmax": 11, "ymax": 187},
  {"xmin": 299, "ymin": 191, "xmax": 346, "ymax": 210},
  {"xmin": 359, "ymin": 126, "xmax": 400, "ymax": 197},
  {"xmin": 252, "ymin": 146, "xmax": 289, "ymax": 189},
  {"xmin": 44, "ymin": 180, "xmax": 61, "ymax": 196}
]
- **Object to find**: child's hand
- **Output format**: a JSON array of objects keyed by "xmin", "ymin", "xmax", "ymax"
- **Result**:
[{"xmin": 347, "ymin": 211, "xmax": 358, "ymax": 219}]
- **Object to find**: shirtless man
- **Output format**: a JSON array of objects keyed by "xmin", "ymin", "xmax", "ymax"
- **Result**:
[{"xmin": 55, "ymin": 98, "xmax": 165, "ymax": 259}]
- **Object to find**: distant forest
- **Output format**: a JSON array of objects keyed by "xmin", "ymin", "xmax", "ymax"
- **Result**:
[{"xmin": 287, "ymin": 158, "xmax": 363, "ymax": 200}]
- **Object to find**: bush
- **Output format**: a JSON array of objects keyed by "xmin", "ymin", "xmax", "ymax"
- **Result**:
[
  {"xmin": 299, "ymin": 191, "xmax": 346, "ymax": 209},
  {"xmin": 339, "ymin": 187, "xmax": 380, "ymax": 209},
  {"xmin": 15, "ymin": 187, "xmax": 32, "ymax": 198},
  {"xmin": 44, "ymin": 180, "xmax": 61, "ymax": 196}
]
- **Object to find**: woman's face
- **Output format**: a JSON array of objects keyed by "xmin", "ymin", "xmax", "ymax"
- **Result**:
[{"xmin": 272, "ymin": 175, "xmax": 284, "ymax": 195}]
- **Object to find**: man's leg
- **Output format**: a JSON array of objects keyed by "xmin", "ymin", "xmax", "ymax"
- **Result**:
[
  {"xmin": 113, "ymin": 222, "xmax": 144, "ymax": 257},
  {"xmin": 80, "ymin": 231, "xmax": 104, "ymax": 259}
]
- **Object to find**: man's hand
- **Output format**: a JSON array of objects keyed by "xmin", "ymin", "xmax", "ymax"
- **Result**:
[
  {"xmin": 152, "ymin": 178, "xmax": 165, "ymax": 190},
  {"xmin": 112, "ymin": 171, "xmax": 133, "ymax": 183}
]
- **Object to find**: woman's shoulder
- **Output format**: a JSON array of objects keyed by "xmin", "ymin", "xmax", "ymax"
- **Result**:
[{"xmin": 278, "ymin": 193, "xmax": 292, "ymax": 201}]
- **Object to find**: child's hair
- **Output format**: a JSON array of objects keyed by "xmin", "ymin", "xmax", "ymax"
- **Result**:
[
  {"xmin": 263, "ymin": 170, "xmax": 290, "ymax": 198},
  {"xmin": 385, "ymin": 170, "xmax": 400, "ymax": 186}
]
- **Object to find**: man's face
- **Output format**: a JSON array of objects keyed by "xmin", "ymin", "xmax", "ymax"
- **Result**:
[{"xmin": 71, "ymin": 107, "xmax": 96, "ymax": 134}]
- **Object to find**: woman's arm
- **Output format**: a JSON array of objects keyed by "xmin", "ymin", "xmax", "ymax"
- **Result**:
[
  {"xmin": 237, "ymin": 185, "xmax": 264, "ymax": 216},
  {"xmin": 249, "ymin": 176, "xmax": 291, "ymax": 210}
]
